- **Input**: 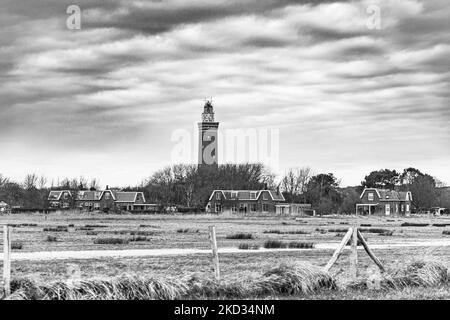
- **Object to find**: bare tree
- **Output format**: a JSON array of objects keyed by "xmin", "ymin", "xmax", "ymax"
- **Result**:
[
  {"xmin": 23, "ymin": 173, "xmax": 39, "ymax": 190},
  {"xmin": 0, "ymin": 174, "xmax": 10, "ymax": 188},
  {"xmin": 89, "ymin": 178, "xmax": 100, "ymax": 190},
  {"xmin": 38, "ymin": 175, "xmax": 48, "ymax": 189},
  {"xmin": 281, "ymin": 167, "xmax": 312, "ymax": 203}
]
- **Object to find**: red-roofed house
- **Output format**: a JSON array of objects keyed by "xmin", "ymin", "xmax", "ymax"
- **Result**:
[
  {"xmin": 206, "ymin": 189, "xmax": 312, "ymax": 215},
  {"xmin": 356, "ymin": 188, "xmax": 413, "ymax": 216}
]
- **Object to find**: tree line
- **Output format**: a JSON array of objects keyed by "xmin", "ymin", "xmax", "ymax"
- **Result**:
[{"xmin": 1, "ymin": 165, "xmax": 449, "ymax": 213}]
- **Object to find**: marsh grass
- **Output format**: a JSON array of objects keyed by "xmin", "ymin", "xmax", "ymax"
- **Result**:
[
  {"xmin": 263, "ymin": 240, "xmax": 315, "ymax": 249},
  {"xmin": 177, "ymin": 228, "xmax": 200, "ymax": 234},
  {"xmin": 5, "ymin": 262, "xmax": 336, "ymax": 300},
  {"xmin": 226, "ymin": 233, "xmax": 254, "ymax": 240},
  {"xmin": 263, "ymin": 230, "xmax": 309, "ymax": 235},
  {"xmin": 401, "ymin": 223, "xmax": 429, "ymax": 227},
  {"xmin": 238, "ymin": 243, "xmax": 260, "ymax": 250},
  {"xmin": 93, "ymin": 238, "xmax": 129, "ymax": 245}
]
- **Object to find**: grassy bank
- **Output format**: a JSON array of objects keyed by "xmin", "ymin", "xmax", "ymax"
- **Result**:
[{"xmin": 3, "ymin": 260, "xmax": 449, "ymax": 300}]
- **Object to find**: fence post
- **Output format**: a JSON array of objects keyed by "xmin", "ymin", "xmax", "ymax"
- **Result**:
[
  {"xmin": 3, "ymin": 225, "xmax": 11, "ymax": 297},
  {"xmin": 349, "ymin": 226, "xmax": 358, "ymax": 281},
  {"xmin": 208, "ymin": 226, "xmax": 220, "ymax": 281}
]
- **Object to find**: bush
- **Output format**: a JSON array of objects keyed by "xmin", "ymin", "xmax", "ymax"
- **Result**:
[
  {"xmin": 139, "ymin": 225, "xmax": 160, "ymax": 228},
  {"xmin": 226, "ymin": 233, "xmax": 254, "ymax": 240},
  {"xmin": 443, "ymin": 230, "xmax": 450, "ymax": 235},
  {"xmin": 43, "ymin": 226, "xmax": 68, "ymax": 232},
  {"xmin": 76, "ymin": 227, "xmax": 94, "ymax": 231},
  {"xmin": 401, "ymin": 222, "xmax": 429, "ymax": 227},
  {"xmin": 85, "ymin": 225, "xmax": 107, "ymax": 228},
  {"xmin": 327, "ymin": 228, "xmax": 349, "ymax": 233},
  {"xmin": 263, "ymin": 230, "xmax": 309, "ymax": 235},
  {"xmin": 238, "ymin": 243, "xmax": 260, "ymax": 250},
  {"xmin": 11, "ymin": 241, "xmax": 23, "ymax": 250},
  {"xmin": 129, "ymin": 236, "xmax": 149, "ymax": 242},
  {"xmin": 45, "ymin": 235, "xmax": 57, "ymax": 242},
  {"xmin": 86, "ymin": 231, "xmax": 98, "ymax": 236},
  {"xmin": 93, "ymin": 238, "xmax": 129, "ymax": 245},
  {"xmin": 360, "ymin": 224, "xmax": 372, "ymax": 227},
  {"xmin": 177, "ymin": 228, "xmax": 200, "ymax": 234},
  {"xmin": 263, "ymin": 240, "xmax": 314, "ymax": 249},
  {"xmin": 433, "ymin": 224, "xmax": 450, "ymax": 227},
  {"xmin": 287, "ymin": 242, "xmax": 315, "ymax": 249},
  {"xmin": 129, "ymin": 231, "xmax": 156, "ymax": 236},
  {"xmin": 359, "ymin": 228, "xmax": 394, "ymax": 236}
]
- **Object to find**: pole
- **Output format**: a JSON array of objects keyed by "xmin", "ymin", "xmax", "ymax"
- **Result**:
[
  {"xmin": 208, "ymin": 226, "xmax": 220, "ymax": 281},
  {"xmin": 3, "ymin": 225, "xmax": 11, "ymax": 297},
  {"xmin": 350, "ymin": 226, "xmax": 358, "ymax": 281}
]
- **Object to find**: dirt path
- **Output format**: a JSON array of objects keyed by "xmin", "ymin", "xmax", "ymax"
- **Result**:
[{"xmin": 2, "ymin": 238, "xmax": 449, "ymax": 261}]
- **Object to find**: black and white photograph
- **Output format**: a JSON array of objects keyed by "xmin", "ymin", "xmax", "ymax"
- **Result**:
[{"xmin": 0, "ymin": 0, "xmax": 449, "ymax": 310}]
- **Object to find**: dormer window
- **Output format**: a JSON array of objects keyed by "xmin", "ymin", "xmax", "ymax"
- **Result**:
[
  {"xmin": 231, "ymin": 192, "xmax": 238, "ymax": 199},
  {"xmin": 368, "ymin": 193, "xmax": 374, "ymax": 201},
  {"xmin": 105, "ymin": 193, "xmax": 110, "ymax": 200},
  {"xmin": 250, "ymin": 192, "xmax": 257, "ymax": 199},
  {"xmin": 263, "ymin": 192, "xmax": 269, "ymax": 200},
  {"xmin": 216, "ymin": 192, "xmax": 221, "ymax": 200}
]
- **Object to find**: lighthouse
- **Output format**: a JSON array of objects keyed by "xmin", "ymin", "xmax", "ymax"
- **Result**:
[{"xmin": 198, "ymin": 100, "xmax": 219, "ymax": 169}]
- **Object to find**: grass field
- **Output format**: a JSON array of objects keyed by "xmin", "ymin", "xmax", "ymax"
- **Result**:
[{"xmin": 1, "ymin": 212, "xmax": 450, "ymax": 299}]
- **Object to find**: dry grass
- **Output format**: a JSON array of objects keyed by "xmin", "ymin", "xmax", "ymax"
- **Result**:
[
  {"xmin": 226, "ymin": 233, "xmax": 254, "ymax": 240},
  {"xmin": 263, "ymin": 240, "xmax": 315, "ymax": 249},
  {"xmin": 4, "ymin": 262, "xmax": 336, "ymax": 300}
]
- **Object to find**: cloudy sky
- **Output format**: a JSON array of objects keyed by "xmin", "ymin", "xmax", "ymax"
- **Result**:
[{"xmin": 0, "ymin": 0, "xmax": 449, "ymax": 188}]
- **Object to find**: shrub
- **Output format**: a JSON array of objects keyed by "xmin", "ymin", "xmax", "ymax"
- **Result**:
[
  {"xmin": 433, "ymin": 224, "xmax": 450, "ymax": 227},
  {"xmin": 327, "ymin": 228, "xmax": 349, "ymax": 233},
  {"xmin": 359, "ymin": 228, "xmax": 394, "ymax": 236},
  {"xmin": 287, "ymin": 242, "xmax": 315, "ymax": 249},
  {"xmin": 76, "ymin": 227, "xmax": 94, "ymax": 231},
  {"xmin": 226, "ymin": 233, "xmax": 254, "ymax": 240},
  {"xmin": 68, "ymin": 224, "xmax": 74, "ymax": 227},
  {"xmin": 85, "ymin": 224, "xmax": 107, "ymax": 228},
  {"xmin": 11, "ymin": 241, "xmax": 23, "ymax": 250},
  {"xmin": 86, "ymin": 231, "xmax": 98, "ymax": 236},
  {"xmin": 238, "ymin": 243, "xmax": 260, "ymax": 250},
  {"xmin": 401, "ymin": 222, "xmax": 429, "ymax": 227},
  {"xmin": 129, "ymin": 236, "xmax": 149, "ymax": 242},
  {"xmin": 93, "ymin": 238, "xmax": 129, "ymax": 245},
  {"xmin": 129, "ymin": 231, "xmax": 156, "ymax": 236},
  {"xmin": 340, "ymin": 222, "xmax": 349, "ymax": 225},
  {"xmin": 263, "ymin": 230, "xmax": 309, "ymax": 235},
  {"xmin": 443, "ymin": 230, "xmax": 450, "ymax": 235},
  {"xmin": 140, "ymin": 224, "xmax": 161, "ymax": 228},
  {"xmin": 177, "ymin": 228, "xmax": 200, "ymax": 234},
  {"xmin": 315, "ymin": 228, "xmax": 327, "ymax": 234},
  {"xmin": 45, "ymin": 235, "xmax": 57, "ymax": 242},
  {"xmin": 43, "ymin": 227, "xmax": 68, "ymax": 232},
  {"xmin": 360, "ymin": 224, "xmax": 372, "ymax": 227},
  {"xmin": 263, "ymin": 240, "xmax": 286, "ymax": 248}
]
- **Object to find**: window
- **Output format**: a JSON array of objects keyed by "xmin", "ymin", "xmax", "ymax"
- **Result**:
[
  {"xmin": 385, "ymin": 204, "xmax": 391, "ymax": 215},
  {"xmin": 94, "ymin": 203, "xmax": 100, "ymax": 209},
  {"xmin": 262, "ymin": 204, "xmax": 269, "ymax": 212},
  {"xmin": 250, "ymin": 203, "xmax": 257, "ymax": 212},
  {"xmin": 105, "ymin": 193, "xmax": 110, "ymax": 200},
  {"xmin": 215, "ymin": 203, "xmax": 222, "ymax": 213},
  {"xmin": 250, "ymin": 192, "xmax": 257, "ymax": 200},
  {"xmin": 406, "ymin": 204, "xmax": 410, "ymax": 212},
  {"xmin": 63, "ymin": 193, "xmax": 69, "ymax": 200},
  {"xmin": 239, "ymin": 203, "xmax": 248, "ymax": 213},
  {"xmin": 216, "ymin": 192, "xmax": 221, "ymax": 200},
  {"xmin": 263, "ymin": 192, "xmax": 269, "ymax": 200},
  {"xmin": 231, "ymin": 192, "xmax": 238, "ymax": 199},
  {"xmin": 368, "ymin": 193, "xmax": 374, "ymax": 201},
  {"xmin": 401, "ymin": 204, "xmax": 404, "ymax": 212},
  {"xmin": 232, "ymin": 204, "xmax": 237, "ymax": 213}
]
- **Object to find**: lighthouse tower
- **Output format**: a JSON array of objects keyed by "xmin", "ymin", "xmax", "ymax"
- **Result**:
[{"xmin": 198, "ymin": 100, "xmax": 219, "ymax": 169}]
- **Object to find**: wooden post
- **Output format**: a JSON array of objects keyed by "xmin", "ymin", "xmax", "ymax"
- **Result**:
[
  {"xmin": 357, "ymin": 230, "xmax": 385, "ymax": 272},
  {"xmin": 349, "ymin": 226, "xmax": 358, "ymax": 281},
  {"xmin": 3, "ymin": 225, "xmax": 11, "ymax": 297},
  {"xmin": 208, "ymin": 226, "xmax": 220, "ymax": 281},
  {"xmin": 323, "ymin": 227, "xmax": 353, "ymax": 272}
]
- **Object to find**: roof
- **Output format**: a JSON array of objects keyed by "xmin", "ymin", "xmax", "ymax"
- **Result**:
[
  {"xmin": 360, "ymin": 188, "xmax": 412, "ymax": 202},
  {"xmin": 0, "ymin": 201, "xmax": 9, "ymax": 207},
  {"xmin": 114, "ymin": 191, "xmax": 146, "ymax": 203},
  {"xmin": 209, "ymin": 190, "xmax": 285, "ymax": 202},
  {"xmin": 73, "ymin": 190, "xmax": 145, "ymax": 203},
  {"xmin": 47, "ymin": 190, "xmax": 72, "ymax": 201}
]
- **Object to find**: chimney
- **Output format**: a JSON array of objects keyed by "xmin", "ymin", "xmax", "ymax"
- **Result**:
[{"xmin": 106, "ymin": 185, "xmax": 109, "ymax": 190}]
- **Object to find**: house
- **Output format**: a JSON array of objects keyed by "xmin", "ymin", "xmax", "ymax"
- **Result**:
[
  {"xmin": 206, "ymin": 189, "xmax": 311, "ymax": 215},
  {"xmin": 47, "ymin": 190, "xmax": 72, "ymax": 209},
  {"xmin": 0, "ymin": 201, "xmax": 11, "ymax": 214},
  {"xmin": 356, "ymin": 188, "xmax": 413, "ymax": 216},
  {"xmin": 49, "ymin": 188, "xmax": 158, "ymax": 213}
]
